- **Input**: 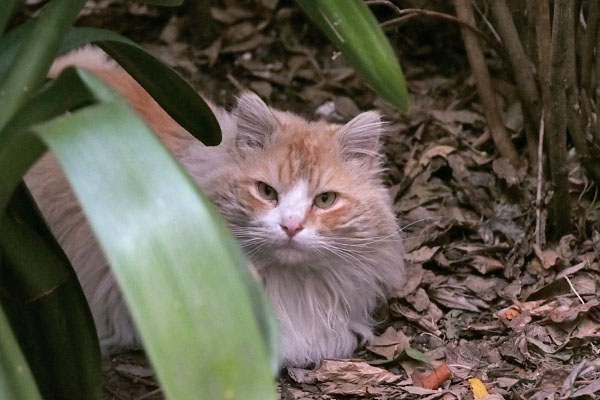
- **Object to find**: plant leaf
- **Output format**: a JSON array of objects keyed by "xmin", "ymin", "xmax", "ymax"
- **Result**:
[
  {"xmin": 0, "ymin": 0, "xmax": 87, "ymax": 130},
  {"xmin": 0, "ymin": 304, "xmax": 43, "ymax": 400},
  {"xmin": 0, "ymin": 0, "xmax": 21, "ymax": 34},
  {"xmin": 30, "ymin": 73, "xmax": 277, "ymax": 399},
  {"xmin": 0, "ymin": 67, "xmax": 118, "ymax": 212},
  {"xmin": 0, "ymin": 65, "xmax": 278, "ymax": 372},
  {"xmin": 403, "ymin": 346, "xmax": 431, "ymax": 365},
  {"xmin": 0, "ymin": 184, "xmax": 102, "ymax": 400},
  {"xmin": 295, "ymin": 0, "xmax": 409, "ymax": 112},
  {"xmin": 0, "ymin": 24, "xmax": 221, "ymax": 146}
]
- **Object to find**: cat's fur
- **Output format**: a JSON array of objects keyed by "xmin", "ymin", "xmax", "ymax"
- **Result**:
[{"xmin": 25, "ymin": 48, "xmax": 405, "ymax": 367}]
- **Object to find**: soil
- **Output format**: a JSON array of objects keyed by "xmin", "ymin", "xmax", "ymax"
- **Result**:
[{"xmin": 16, "ymin": 1, "xmax": 600, "ymax": 399}]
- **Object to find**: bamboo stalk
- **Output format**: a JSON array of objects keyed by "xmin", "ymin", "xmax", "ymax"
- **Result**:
[{"xmin": 452, "ymin": 0, "xmax": 520, "ymax": 168}]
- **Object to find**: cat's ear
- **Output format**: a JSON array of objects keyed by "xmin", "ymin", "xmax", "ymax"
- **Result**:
[
  {"xmin": 233, "ymin": 92, "xmax": 276, "ymax": 151},
  {"xmin": 337, "ymin": 111, "xmax": 384, "ymax": 161}
]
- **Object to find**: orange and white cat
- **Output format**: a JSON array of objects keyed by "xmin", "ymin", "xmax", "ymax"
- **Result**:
[{"xmin": 25, "ymin": 48, "xmax": 405, "ymax": 367}]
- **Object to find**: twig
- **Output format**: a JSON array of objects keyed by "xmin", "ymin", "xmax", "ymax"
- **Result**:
[
  {"xmin": 564, "ymin": 0, "xmax": 600, "ymax": 184},
  {"xmin": 489, "ymin": 0, "xmax": 541, "ymax": 167},
  {"xmin": 452, "ymin": 0, "xmax": 521, "ymax": 168},
  {"xmin": 115, "ymin": 369, "xmax": 159, "ymax": 388},
  {"xmin": 580, "ymin": 0, "xmax": 599, "ymax": 92},
  {"xmin": 134, "ymin": 388, "xmax": 162, "ymax": 400},
  {"xmin": 373, "ymin": 6, "xmax": 504, "ymax": 56},
  {"xmin": 564, "ymin": 275, "xmax": 585, "ymax": 304},
  {"xmin": 547, "ymin": 0, "xmax": 572, "ymax": 236},
  {"xmin": 470, "ymin": 0, "xmax": 501, "ymax": 42},
  {"xmin": 472, "ymin": 131, "xmax": 490, "ymax": 148},
  {"xmin": 535, "ymin": 112, "xmax": 544, "ymax": 247}
]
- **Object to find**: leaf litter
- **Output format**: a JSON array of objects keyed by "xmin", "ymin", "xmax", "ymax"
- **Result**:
[{"xmin": 16, "ymin": 1, "xmax": 600, "ymax": 399}]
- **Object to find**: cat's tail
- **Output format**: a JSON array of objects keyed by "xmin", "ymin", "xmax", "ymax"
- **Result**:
[{"xmin": 49, "ymin": 46, "xmax": 237, "ymax": 157}]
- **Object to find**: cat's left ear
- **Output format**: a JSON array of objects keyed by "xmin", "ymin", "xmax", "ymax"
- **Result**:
[
  {"xmin": 233, "ymin": 92, "xmax": 276, "ymax": 152},
  {"xmin": 337, "ymin": 111, "xmax": 384, "ymax": 161}
]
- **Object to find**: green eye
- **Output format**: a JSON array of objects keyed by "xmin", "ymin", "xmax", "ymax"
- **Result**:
[
  {"xmin": 257, "ymin": 181, "xmax": 278, "ymax": 201},
  {"xmin": 314, "ymin": 192, "xmax": 337, "ymax": 208}
]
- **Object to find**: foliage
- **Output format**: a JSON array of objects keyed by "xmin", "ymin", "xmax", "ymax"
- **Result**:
[{"xmin": 0, "ymin": 1, "xmax": 407, "ymax": 399}]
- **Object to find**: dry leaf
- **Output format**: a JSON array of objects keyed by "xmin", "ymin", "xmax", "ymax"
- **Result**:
[
  {"xmin": 367, "ymin": 327, "xmax": 410, "ymax": 360},
  {"xmin": 430, "ymin": 109, "xmax": 483, "ymax": 125},
  {"xmin": 405, "ymin": 246, "xmax": 440, "ymax": 263},
  {"xmin": 418, "ymin": 145, "xmax": 456, "ymax": 166},
  {"xmin": 549, "ymin": 298, "xmax": 600, "ymax": 323},
  {"xmin": 420, "ymin": 364, "xmax": 451, "ymax": 389},
  {"xmin": 468, "ymin": 378, "xmax": 489, "ymax": 399}
]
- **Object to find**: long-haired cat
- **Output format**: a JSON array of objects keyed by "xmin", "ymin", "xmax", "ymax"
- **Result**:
[{"xmin": 25, "ymin": 48, "xmax": 405, "ymax": 367}]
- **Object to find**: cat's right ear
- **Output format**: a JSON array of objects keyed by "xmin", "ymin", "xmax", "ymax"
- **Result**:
[{"xmin": 233, "ymin": 92, "xmax": 276, "ymax": 152}]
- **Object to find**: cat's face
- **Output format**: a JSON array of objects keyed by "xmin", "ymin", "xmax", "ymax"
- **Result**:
[{"xmin": 222, "ymin": 93, "xmax": 397, "ymax": 267}]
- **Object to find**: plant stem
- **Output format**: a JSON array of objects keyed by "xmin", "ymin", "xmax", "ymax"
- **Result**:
[
  {"xmin": 563, "ymin": 0, "xmax": 600, "ymax": 184},
  {"xmin": 547, "ymin": 0, "xmax": 572, "ymax": 236},
  {"xmin": 489, "ymin": 0, "xmax": 540, "ymax": 167},
  {"xmin": 580, "ymin": 0, "xmax": 599, "ymax": 92},
  {"xmin": 0, "ymin": 0, "xmax": 87, "ymax": 131},
  {"xmin": 452, "ymin": 0, "xmax": 520, "ymax": 168}
]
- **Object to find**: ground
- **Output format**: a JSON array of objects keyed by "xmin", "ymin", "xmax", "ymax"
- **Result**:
[{"xmin": 17, "ymin": 1, "xmax": 600, "ymax": 399}]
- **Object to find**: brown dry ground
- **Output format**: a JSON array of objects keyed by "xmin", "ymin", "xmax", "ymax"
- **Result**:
[{"xmin": 18, "ymin": 1, "xmax": 600, "ymax": 399}]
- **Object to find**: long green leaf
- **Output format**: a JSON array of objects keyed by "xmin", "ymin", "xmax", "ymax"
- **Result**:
[
  {"xmin": 0, "ymin": 0, "xmax": 21, "ymax": 34},
  {"xmin": 0, "ymin": 67, "xmax": 116, "ymax": 212},
  {"xmin": 31, "ymin": 78, "xmax": 276, "ymax": 399},
  {"xmin": 0, "ymin": 0, "xmax": 87, "ymax": 130},
  {"xmin": 295, "ymin": 0, "xmax": 409, "ymax": 112},
  {"xmin": 0, "ymin": 24, "xmax": 221, "ymax": 146},
  {"xmin": 0, "ymin": 304, "xmax": 42, "ymax": 400},
  {"xmin": 0, "ymin": 184, "xmax": 102, "ymax": 400}
]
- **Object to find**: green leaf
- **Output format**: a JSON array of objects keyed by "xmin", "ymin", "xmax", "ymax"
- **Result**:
[
  {"xmin": 403, "ymin": 346, "xmax": 431, "ymax": 365},
  {"xmin": 0, "ymin": 0, "xmax": 87, "ymax": 130},
  {"xmin": 0, "ymin": 304, "xmax": 42, "ymax": 400},
  {"xmin": 0, "ymin": 67, "xmax": 119, "ymax": 212},
  {"xmin": 0, "ymin": 0, "xmax": 21, "ymax": 34},
  {"xmin": 0, "ymin": 184, "xmax": 102, "ymax": 400},
  {"xmin": 30, "ymin": 72, "xmax": 276, "ymax": 399},
  {"xmin": 295, "ymin": 0, "xmax": 409, "ymax": 112},
  {"xmin": 0, "ymin": 24, "xmax": 221, "ymax": 146}
]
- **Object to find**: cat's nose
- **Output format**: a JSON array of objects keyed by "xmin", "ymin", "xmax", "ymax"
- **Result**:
[{"xmin": 280, "ymin": 221, "xmax": 303, "ymax": 238}]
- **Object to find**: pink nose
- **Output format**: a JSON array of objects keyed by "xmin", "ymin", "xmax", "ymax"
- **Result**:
[{"xmin": 280, "ymin": 221, "xmax": 303, "ymax": 237}]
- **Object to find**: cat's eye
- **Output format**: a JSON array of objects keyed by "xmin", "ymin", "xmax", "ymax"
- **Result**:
[
  {"xmin": 314, "ymin": 192, "xmax": 337, "ymax": 209},
  {"xmin": 257, "ymin": 181, "xmax": 278, "ymax": 202}
]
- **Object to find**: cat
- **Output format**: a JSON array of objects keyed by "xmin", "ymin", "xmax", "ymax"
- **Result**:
[{"xmin": 25, "ymin": 47, "xmax": 405, "ymax": 368}]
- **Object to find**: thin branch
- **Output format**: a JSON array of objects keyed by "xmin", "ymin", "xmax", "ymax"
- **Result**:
[
  {"xmin": 596, "ymin": 22, "xmax": 600, "ymax": 105},
  {"xmin": 580, "ymin": 0, "xmax": 599, "ymax": 91},
  {"xmin": 489, "ymin": 0, "xmax": 541, "ymax": 168},
  {"xmin": 371, "ymin": 5, "xmax": 506, "ymax": 57},
  {"xmin": 535, "ymin": 112, "xmax": 544, "ymax": 247},
  {"xmin": 471, "ymin": 0, "xmax": 501, "ymax": 42},
  {"xmin": 547, "ymin": 0, "xmax": 572, "ymax": 235},
  {"xmin": 452, "ymin": 0, "xmax": 521, "ymax": 168}
]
